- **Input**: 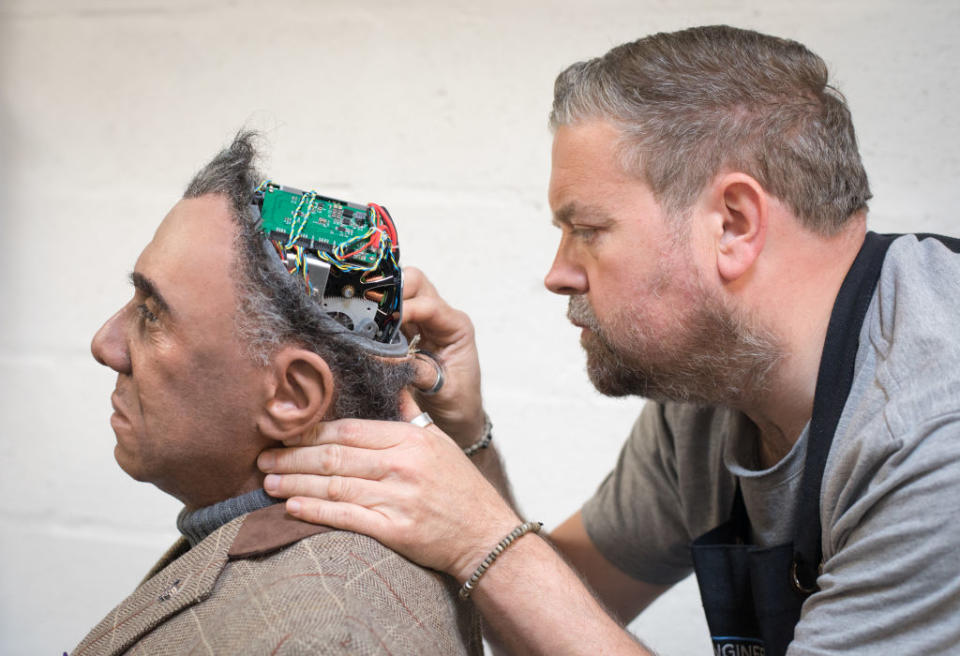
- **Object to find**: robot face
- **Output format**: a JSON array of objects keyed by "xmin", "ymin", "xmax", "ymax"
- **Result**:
[{"xmin": 250, "ymin": 181, "xmax": 404, "ymax": 352}]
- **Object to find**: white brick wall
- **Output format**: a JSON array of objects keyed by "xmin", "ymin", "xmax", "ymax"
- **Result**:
[{"xmin": 1, "ymin": 1, "xmax": 957, "ymax": 653}]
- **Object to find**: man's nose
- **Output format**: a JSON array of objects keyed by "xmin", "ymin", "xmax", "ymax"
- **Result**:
[
  {"xmin": 91, "ymin": 308, "xmax": 131, "ymax": 374},
  {"xmin": 544, "ymin": 247, "xmax": 588, "ymax": 296}
]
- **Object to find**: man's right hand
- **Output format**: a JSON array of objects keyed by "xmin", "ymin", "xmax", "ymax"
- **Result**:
[
  {"xmin": 402, "ymin": 267, "xmax": 486, "ymax": 447},
  {"xmin": 260, "ymin": 394, "xmax": 523, "ymax": 581}
]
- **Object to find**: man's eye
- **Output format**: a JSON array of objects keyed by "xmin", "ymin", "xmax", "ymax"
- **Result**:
[
  {"xmin": 571, "ymin": 226, "xmax": 599, "ymax": 241},
  {"xmin": 136, "ymin": 304, "xmax": 159, "ymax": 324}
]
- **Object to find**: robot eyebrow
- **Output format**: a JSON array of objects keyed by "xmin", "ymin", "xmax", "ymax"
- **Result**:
[
  {"xmin": 129, "ymin": 271, "xmax": 173, "ymax": 317},
  {"xmin": 552, "ymin": 203, "xmax": 577, "ymax": 228}
]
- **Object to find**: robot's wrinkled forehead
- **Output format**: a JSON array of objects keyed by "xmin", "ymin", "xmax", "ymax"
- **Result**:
[{"xmin": 249, "ymin": 181, "xmax": 406, "ymax": 356}]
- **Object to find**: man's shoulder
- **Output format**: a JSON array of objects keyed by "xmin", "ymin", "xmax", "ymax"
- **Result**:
[
  {"xmin": 224, "ymin": 504, "xmax": 453, "ymax": 598},
  {"xmin": 866, "ymin": 233, "xmax": 960, "ymax": 427},
  {"xmin": 798, "ymin": 235, "xmax": 960, "ymax": 652},
  {"xmin": 579, "ymin": 402, "xmax": 743, "ymax": 586},
  {"xmin": 878, "ymin": 233, "xmax": 960, "ymax": 334},
  {"xmin": 820, "ymin": 232, "xmax": 960, "ymax": 553},
  {"xmin": 207, "ymin": 507, "xmax": 481, "ymax": 654}
]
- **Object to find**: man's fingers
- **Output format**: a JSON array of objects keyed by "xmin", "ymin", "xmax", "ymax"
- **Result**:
[
  {"xmin": 283, "ymin": 417, "xmax": 404, "ymax": 448},
  {"xmin": 401, "ymin": 266, "xmax": 438, "ymax": 300},
  {"xmin": 410, "ymin": 351, "xmax": 444, "ymax": 392},
  {"xmin": 259, "ymin": 444, "xmax": 387, "ymax": 478},
  {"xmin": 285, "ymin": 497, "xmax": 386, "ymax": 536},
  {"xmin": 402, "ymin": 296, "xmax": 469, "ymax": 342},
  {"xmin": 265, "ymin": 472, "xmax": 380, "ymax": 504},
  {"xmin": 398, "ymin": 391, "xmax": 455, "ymax": 440},
  {"xmin": 398, "ymin": 389, "xmax": 423, "ymax": 422}
]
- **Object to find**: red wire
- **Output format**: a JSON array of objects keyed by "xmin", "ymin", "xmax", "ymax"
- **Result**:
[
  {"xmin": 340, "ymin": 203, "xmax": 397, "ymax": 260},
  {"xmin": 369, "ymin": 203, "xmax": 399, "ymax": 246},
  {"xmin": 343, "ymin": 245, "xmax": 370, "ymax": 258},
  {"xmin": 343, "ymin": 230, "xmax": 379, "ymax": 258}
]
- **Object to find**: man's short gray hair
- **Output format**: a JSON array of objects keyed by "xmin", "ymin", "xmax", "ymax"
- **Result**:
[
  {"xmin": 184, "ymin": 131, "xmax": 413, "ymax": 421},
  {"xmin": 550, "ymin": 25, "xmax": 872, "ymax": 234}
]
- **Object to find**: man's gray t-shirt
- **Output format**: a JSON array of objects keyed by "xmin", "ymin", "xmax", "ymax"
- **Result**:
[{"xmin": 582, "ymin": 234, "xmax": 960, "ymax": 654}]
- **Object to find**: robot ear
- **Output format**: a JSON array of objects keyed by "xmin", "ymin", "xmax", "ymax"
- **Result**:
[{"xmin": 258, "ymin": 347, "xmax": 336, "ymax": 441}]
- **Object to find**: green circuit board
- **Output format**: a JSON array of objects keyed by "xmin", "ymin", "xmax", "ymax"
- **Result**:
[{"xmin": 259, "ymin": 186, "xmax": 379, "ymax": 264}]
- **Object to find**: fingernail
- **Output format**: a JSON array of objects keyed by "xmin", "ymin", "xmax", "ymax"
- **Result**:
[
  {"xmin": 288, "ymin": 499, "xmax": 301, "ymax": 513},
  {"xmin": 264, "ymin": 474, "xmax": 280, "ymax": 491},
  {"xmin": 259, "ymin": 452, "xmax": 275, "ymax": 470}
]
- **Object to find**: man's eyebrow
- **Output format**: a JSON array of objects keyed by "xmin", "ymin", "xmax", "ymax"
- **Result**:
[
  {"xmin": 551, "ymin": 203, "xmax": 613, "ymax": 228},
  {"xmin": 129, "ymin": 272, "xmax": 172, "ymax": 316}
]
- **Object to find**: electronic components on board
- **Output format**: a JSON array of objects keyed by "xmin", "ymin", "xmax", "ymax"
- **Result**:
[{"xmin": 250, "ymin": 181, "xmax": 403, "ymax": 348}]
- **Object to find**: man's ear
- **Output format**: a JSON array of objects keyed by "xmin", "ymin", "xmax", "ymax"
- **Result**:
[
  {"xmin": 257, "ymin": 347, "xmax": 335, "ymax": 442},
  {"xmin": 710, "ymin": 173, "xmax": 768, "ymax": 283}
]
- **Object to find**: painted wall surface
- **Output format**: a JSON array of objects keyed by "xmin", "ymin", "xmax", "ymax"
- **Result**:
[{"xmin": 1, "ymin": 1, "xmax": 958, "ymax": 654}]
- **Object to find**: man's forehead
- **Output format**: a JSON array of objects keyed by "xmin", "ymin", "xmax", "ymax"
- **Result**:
[{"xmin": 548, "ymin": 122, "xmax": 645, "ymax": 216}]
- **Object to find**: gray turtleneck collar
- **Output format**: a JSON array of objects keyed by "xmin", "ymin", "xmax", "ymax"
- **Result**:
[{"xmin": 176, "ymin": 488, "xmax": 281, "ymax": 547}]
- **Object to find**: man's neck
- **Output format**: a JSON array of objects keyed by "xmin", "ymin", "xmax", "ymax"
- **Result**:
[
  {"xmin": 170, "ymin": 461, "xmax": 268, "ymax": 513},
  {"xmin": 740, "ymin": 217, "xmax": 867, "ymax": 469}
]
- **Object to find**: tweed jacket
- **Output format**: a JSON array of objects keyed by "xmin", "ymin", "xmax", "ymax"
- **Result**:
[{"xmin": 73, "ymin": 504, "xmax": 482, "ymax": 655}]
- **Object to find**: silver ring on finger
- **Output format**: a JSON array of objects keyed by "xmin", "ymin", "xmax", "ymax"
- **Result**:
[
  {"xmin": 414, "ymin": 350, "xmax": 445, "ymax": 395},
  {"xmin": 410, "ymin": 412, "xmax": 434, "ymax": 428}
]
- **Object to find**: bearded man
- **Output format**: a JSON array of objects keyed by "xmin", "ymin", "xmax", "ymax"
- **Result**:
[{"xmin": 257, "ymin": 26, "xmax": 960, "ymax": 656}]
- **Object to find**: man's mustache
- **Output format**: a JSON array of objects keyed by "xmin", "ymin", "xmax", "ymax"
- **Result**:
[{"xmin": 567, "ymin": 296, "xmax": 601, "ymax": 332}]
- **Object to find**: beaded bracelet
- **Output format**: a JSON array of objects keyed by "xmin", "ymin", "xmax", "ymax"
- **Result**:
[
  {"xmin": 462, "ymin": 413, "xmax": 493, "ymax": 457},
  {"xmin": 458, "ymin": 520, "xmax": 543, "ymax": 600}
]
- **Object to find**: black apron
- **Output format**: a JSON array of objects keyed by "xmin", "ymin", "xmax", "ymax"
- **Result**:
[{"xmin": 689, "ymin": 232, "xmax": 899, "ymax": 656}]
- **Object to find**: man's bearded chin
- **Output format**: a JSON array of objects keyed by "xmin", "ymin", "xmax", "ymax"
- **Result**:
[{"xmin": 566, "ymin": 291, "xmax": 783, "ymax": 406}]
